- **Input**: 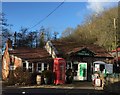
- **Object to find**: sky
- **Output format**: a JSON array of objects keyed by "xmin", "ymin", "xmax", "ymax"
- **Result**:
[{"xmin": 2, "ymin": 1, "xmax": 118, "ymax": 37}]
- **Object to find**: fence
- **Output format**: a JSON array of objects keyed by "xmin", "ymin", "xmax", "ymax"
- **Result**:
[{"xmin": 106, "ymin": 73, "xmax": 120, "ymax": 83}]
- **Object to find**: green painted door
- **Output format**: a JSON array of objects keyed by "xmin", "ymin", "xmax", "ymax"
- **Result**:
[{"xmin": 78, "ymin": 63, "xmax": 87, "ymax": 80}]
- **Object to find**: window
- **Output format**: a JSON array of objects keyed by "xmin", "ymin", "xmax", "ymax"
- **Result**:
[
  {"xmin": 37, "ymin": 63, "xmax": 42, "ymax": 72},
  {"xmin": 23, "ymin": 62, "xmax": 26, "ymax": 72},
  {"xmin": 100, "ymin": 64, "xmax": 105, "ymax": 72},
  {"xmin": 28, "ymin": 63, "xmax": 33, "ymax": 72},
  {"xmin": 118, "ymin": 52, "xmax": 120, "ymax": 57},
  {"xmin": 37, "ymin": 63, "xmax": 48, "ymax": 72},
  {"xmin": 73, "ymin": 64, "xmax": 78, "ymax": 71},
  {"xmin": 73, "ymin": 64, "xmax": 78, "ymax": 76},
  {"xmin": 66, "ymin": 61, "xmax": 72, "ymax": 69},
  {"xmin": 112, "ymin": 52, "xmax": 120, "ymax": 57},
  {"xmin": 112, "ymin": 52, "xmax": 116, "ymax": 57},
  {"xmin": 44, "ymin": 63, "xmax": 47, "ymax": 70},
  {"xmin": 10, "ymin": 65, "xmax": 16, "ymax": 70}
]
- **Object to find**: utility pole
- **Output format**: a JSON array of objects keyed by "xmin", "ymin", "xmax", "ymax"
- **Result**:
[
  {"xmin": 39, "ymin": 26, "xmax": 45, "ymax": 48},
  {"xmin": 35, "ymin": 30, "xmax": 38, "ymax": 48},
  {"xmin": 14, "ymin": 31, "xmax": 17, "ymax": 48},
  {"xmin": 114, "ymin": 18, "xmax": 119, "ymax": 65}
]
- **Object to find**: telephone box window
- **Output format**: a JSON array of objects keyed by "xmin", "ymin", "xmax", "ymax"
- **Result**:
[{"xmin": 59, "ymin": 64, "xmax": 64, "ymax": 80}]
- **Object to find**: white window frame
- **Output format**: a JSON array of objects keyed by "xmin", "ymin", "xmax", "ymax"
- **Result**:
[
  {"xmin": 37, "ymin": 63, "xmax": 42, "ymax": 73},
  {"xmin": 66, "ymin": 61, "xmax": 72, "ymax": 69},
  {"xmin": 37, "ymin": 63, "xmax": 48, "ymax": 72},
  {"xmin": 28, "ymin": 63, "xmax": 33, "ymax": 72},
  {"xmin": 10, "ymin": 65, "xmax": 16, "ymax": 70},
  {"xmin": 44, "ymin": 63, "xmax": 48, "ymax": 71},
  {"xmin": 23, "ymin": 62, "xmax": 27, "ymax": 71},
  {"xmin": 22, "ymin": 61, "xmax": 33, "ymax": 72}
]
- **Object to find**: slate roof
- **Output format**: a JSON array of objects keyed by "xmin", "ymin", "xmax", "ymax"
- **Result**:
[
  {"xmin": 9, "ymin": 40, "xmax": 113, "ymax": 63},
  {"xmin": 9, "ymin": 47, "xmax": 53, "ymax": 63},
  {"xmin": 51, "ymin": 40, "xmax": 112, "ymax": 58}
]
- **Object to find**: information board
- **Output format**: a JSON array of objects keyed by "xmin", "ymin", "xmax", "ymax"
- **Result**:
[{"xmin": 106, "ymin": 64, "xmax": 113, "ymax": 74}]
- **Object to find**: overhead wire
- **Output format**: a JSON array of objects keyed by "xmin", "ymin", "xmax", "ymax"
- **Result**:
[{"xmin": 29, "ymin": 0, "xmax": 65, "ymax": 30}]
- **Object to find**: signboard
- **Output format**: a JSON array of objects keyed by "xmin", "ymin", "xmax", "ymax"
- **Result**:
[
  {"xmin": 95, "ymin": 78, "xmax": 101, "ymax": 87},
  {"xmin": 94, "ymin": 64, "xmax": 99, "ymax": 71},
  {"xmin": 106, "ymin": 64, "xmax": 113, "ymax": 74}
]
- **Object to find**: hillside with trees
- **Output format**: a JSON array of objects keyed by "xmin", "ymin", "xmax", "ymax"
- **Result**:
[{"xmin": 61, "ymin": 7, "xmax": 119, "ymax": 51}]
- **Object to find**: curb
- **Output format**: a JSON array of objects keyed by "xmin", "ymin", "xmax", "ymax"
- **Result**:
[
  {"xmin": 18, "ymin": 85, "xmax": 95, "ymax": 90},
  {"xmin": 4, "ymin": 85, "xmax": 95, "ymax": 90}
]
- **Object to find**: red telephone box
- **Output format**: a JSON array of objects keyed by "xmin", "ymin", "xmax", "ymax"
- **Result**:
[{"xmin": 53, "ymin": 58, "xmax": 66, "ymax": 85}]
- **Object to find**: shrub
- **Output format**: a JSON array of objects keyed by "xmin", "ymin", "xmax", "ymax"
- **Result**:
[
  {"xmin": 41, "ymin": 70, "xmax": 54, "ymax": 84},
  {"xmin": 31, "ymin": 72, "xmax": 40, "ymax": 85},
  {"xmin": 65, "ymin": 69, "xmax": 73, "ymax": 84},
  {"xmin": 4, "ymin": 67, "xmax": 31, "ymax": 86},
  {"xmin": 4, "ymin": 71, "xmax": 16, "ymax": 86},
  {"xmin": 14, "ymin": 67, "xmax": 31, "ymax": 85}
]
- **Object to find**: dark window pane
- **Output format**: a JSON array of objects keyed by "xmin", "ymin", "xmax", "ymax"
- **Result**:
[
  {"xmin": 38, "ymin": 63, "xmax": 42, "ymax": 71},
  {"xmin": 73, "ymin": 64, "xmax": 78, "ymax": 70},
  {"xmin": 29, "ymin": 63, "xmax": 32, "ymax": 66},
  {"xmin": 28, "ymin": 68, "xmax": 32, "ymax": 72},
  {"xmin": 23, "ymin": 62, "xmax": 26, "ymax": 72},
  {"xmin": 44, "ymin": 68, "xmax": 47, "ymax": 70},
  {"xmin": 23, "ymin": 63, "xmax": 26, "ymax": 67},
  {"xmin": 38, "ymin": 64, "xmax": 41, "ymax": 67},
  {"xmin": 44, "ymin": 64, "xmax": 47, "ymax": 67},
  {"xmin": 44, "ymin": 63, "xmax": 47, "ymax": 70},
  {"xmin": 100, "ymin": 64, "xmax": 105, "ymax": 72},
  {"xmin": 28, "ymin": 63, "xmax": 32, "ymax": 72}
]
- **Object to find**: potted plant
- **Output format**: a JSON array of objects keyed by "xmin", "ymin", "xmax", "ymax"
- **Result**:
[
  {"xmin": 42, "ymin": 70, "xmax": 54, "ymax": 85},
  {"xmin": 66, "ymin": 69, "xmax": 73, "ymax": 84}
]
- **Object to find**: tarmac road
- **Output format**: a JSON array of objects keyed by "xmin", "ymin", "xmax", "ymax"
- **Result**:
[
  {"xmin": 2, "ymin": 87, "xmax": 119, "ymax": 95},
  {"xmin": 2, "ymin": 81, "xmax": 120, "ymax": 95}
]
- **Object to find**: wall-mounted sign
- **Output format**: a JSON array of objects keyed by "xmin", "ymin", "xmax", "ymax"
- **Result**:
[
  {"xmin": 106, "ymin": 64, "xmax": 113, "ymax": 74},
  {"xmin": 95, "ymin": 64, "xmax": 100, "ymax": 71}
]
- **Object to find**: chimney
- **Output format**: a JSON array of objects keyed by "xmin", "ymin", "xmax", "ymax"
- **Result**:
[
  {"xmin": 6, "ymin": 38, "xmax": 13, "ymax": 51},
  {"xmin": 14, "ymin": 31, "xmax": 17, "ymax": 48}
]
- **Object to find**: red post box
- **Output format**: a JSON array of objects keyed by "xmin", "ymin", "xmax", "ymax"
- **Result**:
[{"xmin": 53, "ymin": 58, "xmax": 66, "ymax": 85}]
